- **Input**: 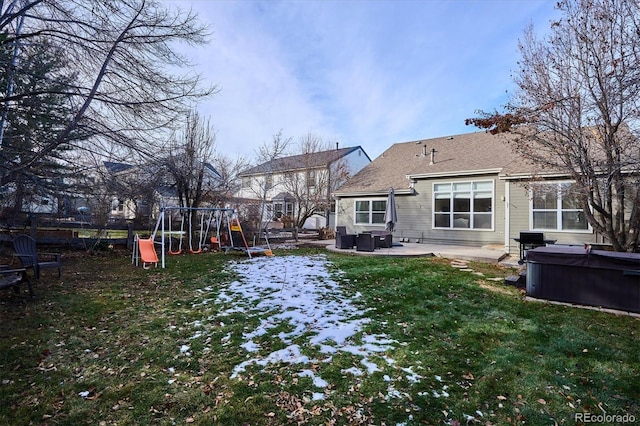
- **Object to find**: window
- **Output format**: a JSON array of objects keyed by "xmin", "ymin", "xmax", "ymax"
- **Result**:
[
  {"xmin": 307, "ymin": 170, "xmax": 316, "ymax": 188},
  {"xmin": 241, "ymin": 176, "xmax": 251, "ymax": 188},
  {"xmin": 433, "ymin": 180, "xmax": 493, "ymax": 230},
  {"xmin": 112, "ymin": 199, "xmax": 124, "ymax": 212},
  {"xmin": 355, "ymin": 199, "xmax": 386, "ymax": 225},
  {"xmin": 531, "ymin": 182, "xmax": 588, "ymax": 231},
  {"xmin": 265, "ymin": 175, "xmax": 273, "ymax": 190}
]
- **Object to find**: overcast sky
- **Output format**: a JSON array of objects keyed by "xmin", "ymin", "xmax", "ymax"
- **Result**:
[{"xmin": 168, "ymin": 0, "xmax": 559, "ymax": 161}]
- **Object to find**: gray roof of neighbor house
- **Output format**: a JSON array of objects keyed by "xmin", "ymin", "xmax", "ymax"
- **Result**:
[
  {"xmin": 103, "ymin": 161, "xmax": 134, "ymax": 174},
  {"xmin": 334, "ymin": 131, "xmax": 520, "ymax": 196},
  {"xmin": 103, "ymin": 160, "xmax": 221, "ymax": 178},
  {"xmin": 239, "ymin": 146, "xmax": 369, "ymax": 177}
]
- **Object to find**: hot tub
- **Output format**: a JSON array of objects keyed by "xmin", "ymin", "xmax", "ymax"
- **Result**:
[{"xmin": 526, "ymin": 246, "xmax": 640, "ymax": 313}]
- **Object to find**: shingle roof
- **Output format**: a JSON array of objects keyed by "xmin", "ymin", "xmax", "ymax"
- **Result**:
[
  {"xmin": 334, "ymin": 131, "xmax": 519, "ymax": 195},
  {"xmin": 103, "ymin": 161, "xmax": 134, "ymax": 174},
  {"xmin": 239, "ymin": 147, "xmax": 366, "ymax": 176}
]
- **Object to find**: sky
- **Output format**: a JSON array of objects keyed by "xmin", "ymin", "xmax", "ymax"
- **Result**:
[{"xmin": 168, "ymin": 0, "xmax": 560, "ymax": 161}]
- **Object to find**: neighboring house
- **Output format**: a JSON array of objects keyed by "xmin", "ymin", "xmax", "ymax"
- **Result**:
[
  {"xmin": 333, "ymin": 131, "xmax": 603, "ymax": 257},
  {"xmin": 236, "ymin": 146, "xmax": 371, "ymax": 229},
  {"xmin": 102, "ymin": 160, "xmax": 223, "ymax": 223}
]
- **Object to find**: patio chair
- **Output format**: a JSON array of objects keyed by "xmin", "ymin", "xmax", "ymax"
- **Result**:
[
  {"xmin": 12, "ymin": 235, "xmax": 62, "ymax": 280},
  {"xmin": 0, "ymin": 265, "xmax": 33, "ymax": 298},
  {"xmin": 370, "ymin": 230, "xmax": 393, "ymax": 248},
  {"xmin": 356, "ymin": 233, "xmax": 376, "ymax": 252},
  {"xmin": 335, "ymin": 226, "xmax": 356, "ymax": 249}
]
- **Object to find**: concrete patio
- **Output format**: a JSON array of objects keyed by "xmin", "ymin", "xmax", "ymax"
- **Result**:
[{"xmin": 302, "ymin": 239, "xmax": 511, "ymax": 264}]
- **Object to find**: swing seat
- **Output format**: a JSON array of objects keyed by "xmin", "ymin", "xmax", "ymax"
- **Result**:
[
  {"xmin": 210, "ymin": 236, "xmax": 220, "ymax": 251},
  {"xmin": 189, "ymin": 248, "xmax": 203, "ymax": 254},
  {"xmin": 168, "ymin": 249, "xmax": 182, "ymax": 255}
]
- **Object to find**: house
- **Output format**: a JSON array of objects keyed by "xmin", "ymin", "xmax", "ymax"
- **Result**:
[
  {"xmin": 333, "ymin": 131, "xmax": 602, "ymax": 257},
  {"xmin": 99, "ymin": 160, "xmax": 223, "ymax": 223},
  {"xmin": 236, "ymin": 146, "xmax": 371, "ymax": 229}
]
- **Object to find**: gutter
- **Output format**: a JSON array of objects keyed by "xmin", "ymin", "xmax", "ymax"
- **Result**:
[
  {"xmin": 333, "ymin": 188, "xmax": 415, "ymax": 198},
  {"xmin": 407, "ymin": 168, "xmax": 504, "ymax": 180}
]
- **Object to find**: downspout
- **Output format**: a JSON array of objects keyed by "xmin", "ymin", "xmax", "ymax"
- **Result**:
[{"xmin": 504, "ymin": 180, "xmax": 510, "ymax": 254}]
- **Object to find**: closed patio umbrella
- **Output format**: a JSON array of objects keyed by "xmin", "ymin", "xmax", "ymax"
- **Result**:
[{"xmin": 384, "ymin": 187, "xmax": 397, "ymax": 232}]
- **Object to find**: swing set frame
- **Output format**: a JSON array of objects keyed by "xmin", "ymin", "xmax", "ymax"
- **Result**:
[{"xmin": 133, "ymin": 206, "xmax": 273, "ymax": 269}]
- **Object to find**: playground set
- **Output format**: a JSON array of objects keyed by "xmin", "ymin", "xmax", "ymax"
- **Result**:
[{"xmin": 132, "ymin": 207, "xmax": 272, "ymax": 269}]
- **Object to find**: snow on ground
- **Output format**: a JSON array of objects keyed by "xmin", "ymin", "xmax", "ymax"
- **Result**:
[
  {"xmin": 170, "ymin": 254, "xmax": 488, "ymax": 424},
  {"xmin": 212, "ymin": 254, "xmax": 399, "ymax": 385}
]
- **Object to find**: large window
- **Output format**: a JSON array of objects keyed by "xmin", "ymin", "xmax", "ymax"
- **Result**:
[
  {"xmin": 433, "ymin": 181, "xmax": 493, "ymax": 230},
  {"xmin": 531, "ymin": 182, "xmax": 588, "ymax": 231},
  {"xmin": 355, "ymin": 199, "xmax": 386, "ymax": 225}
]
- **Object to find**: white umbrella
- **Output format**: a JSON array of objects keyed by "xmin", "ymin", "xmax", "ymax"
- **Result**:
[{"xmin": 384, "ymin": 187, "xmax": 397, "ymax": 232}]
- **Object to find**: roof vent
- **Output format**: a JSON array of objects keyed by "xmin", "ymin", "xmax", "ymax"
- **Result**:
[
  {"xmin": 421, "ymin": 145, "xmax": 427, "ymax": 157},
  {"xmin": 430, "ymin": 148, "xmax": 436, "ymax": 165}
]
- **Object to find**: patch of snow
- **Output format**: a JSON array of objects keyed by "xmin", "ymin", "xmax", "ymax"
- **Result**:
[{"xmin": 213, "ymin": 255, "xmax": 397, "ymax": 379}]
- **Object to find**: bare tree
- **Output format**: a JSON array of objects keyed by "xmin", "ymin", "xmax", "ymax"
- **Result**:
[
  {"xmin": 253, "ymin": 130, "xmax": 292, "ymax": 231},
  {"xmin": 0, "ymin": 0, "xmax": 215, "ymax": 190},
  {"xmin": 163, "ymin": 112, "xmax": 217, "ymax": 210},
  {"xmin": 466, "ymin": 0, "xmax": 640, "ymax": 252},
  {"xmin": 280, "ymin": 133, "xmax": 350, "ymax": 228},
  {"xmin": 210, "ymin": 154, "xmax": 251, "ymax": 206}
]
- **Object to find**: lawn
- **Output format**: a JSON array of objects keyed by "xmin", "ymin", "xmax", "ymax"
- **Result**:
[{"xmin": 0, "ymin": 247, "xmax": 638, "ymax": 425}]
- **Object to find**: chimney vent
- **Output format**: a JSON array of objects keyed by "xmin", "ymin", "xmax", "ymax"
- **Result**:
[
  {"xmin": 422, "ymin": 145, "xmax": 427, "ymax": 157},
  {"xmin": 336, "ymin": 142, "xmax": 339, "ymax": 150},
  {"xmin": 430, "ymin": 148, "xmax": 436, "ymax": 165}
]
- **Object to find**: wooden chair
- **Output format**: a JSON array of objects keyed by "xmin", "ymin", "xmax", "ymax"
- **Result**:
[{"xmin": 12, "ymin": 235, "xmax": 62, "ymax": 280}]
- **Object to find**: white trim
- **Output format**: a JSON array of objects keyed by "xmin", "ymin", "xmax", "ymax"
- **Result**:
[
  {"xmin": 353, "ymin": 198, "xmax": 387, "ymax": 226},
  {"xmin": 431, "ymin": 179, "xmax": 495, "ymax": 231},
  {"xmin": 528, "ymin": 181, "xmax": 592, "ymax": 232}
]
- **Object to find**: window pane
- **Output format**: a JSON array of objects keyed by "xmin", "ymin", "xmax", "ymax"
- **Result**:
[
  {"xmin": 434, "ymin": 213, "xmax": 450, "ymax": 228},
  {"xmin": 474, "ymin": 197, "xmax": 492, "ymax": 212},
  {"xmin": 473, "ymin": 181, "xmax": 492, "ymax": 191},
  {"xmin": 453, "ymin": 214, "xmax": 470, "ymax": 228},
  {"xmin": 473, "ymin": 213, "xmax": 492, "ymax": 229},
  {"xmin": 561, "ymin": 185, "xmax": 581, "ymax": 209},
  {"xmin": 453, "ymin": 198, "xmax": 470, "ymax": 212},
  {"xmin": 532, "ymin": 185, "xmax": 557, "ymax": 209},
  {"xmin": 533, "ymin": 211, "xmax": 557, "ymax": 229},
  {"xmin": 372, "ymin": 200, "xmax": 386, "ymax": 212},
  {"xmin": 474, "ymin": 191, "xmax": 492, "ymax": 199},
  {"xmin": 435, "ymin": 198, "xmax": 450, "ymax": 212},
  {"xmin": 453, "ymin": 183, "xmax": 471, "ymax": 191},
  {"xmin": 372, "ymin": 212, "xmax": 385, "ymax": 224},
  {"xmin": 356, "ymin": 213, "xmax": 369, "ymax": 224},
  {"xmin": 355, "ymin": 201, "xmax": 369, "ymax": 212},
  {"xmin": 434, "ymin": 183, "xmax": 451, "ymax": 192},
  {"xmin": 562, "ymin": 211, "xmax": 588, "ymax": 230}
]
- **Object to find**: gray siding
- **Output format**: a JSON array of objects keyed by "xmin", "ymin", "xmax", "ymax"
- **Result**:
[
  {"xmin": 506, "ymin": 180, "xmax": 597, "ymax": 256},
  {"xmin": 336, "ymin": 174, "xmax": 507, "ymax": 248}
]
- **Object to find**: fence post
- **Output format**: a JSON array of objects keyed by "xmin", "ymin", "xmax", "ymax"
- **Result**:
[
  {"xmin": 30, "ymin": 214, "xmax": 38, "ymax": 239},
  {"xmin": 127, "ymin": 223, "xmax": 133, "ymax": 250}
]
